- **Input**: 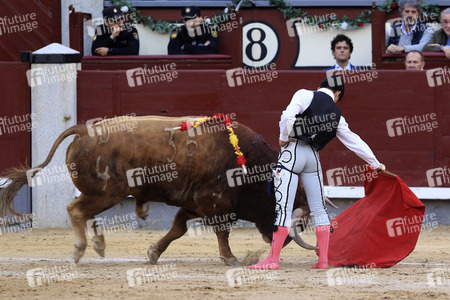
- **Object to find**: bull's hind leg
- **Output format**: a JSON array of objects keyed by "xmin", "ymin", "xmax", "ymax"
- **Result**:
[
  {"xmin": 67, "ymin": 193, "xmax": 123, "ymax": 263},
  {"xmin": 89, "ymin": 222, "xmax": 106, "ymax": 258},
  {"xmin": 148, "ymin": 208, "xmax": 197, "ymax": 265},
  {"xmin": 215, "ymin": 226, "xmax": 240, "ymax": 266}
]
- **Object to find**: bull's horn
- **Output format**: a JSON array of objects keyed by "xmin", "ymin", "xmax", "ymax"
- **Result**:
[
  {"xmin": 325, "ymin": 196, "xmax": 338, "ymax": 209},
  {"xmin": 290, "ymin": 208, "xmax": 319, "ymax": 250},
  {"xmin": 293, "ymin": 225, "xmax": 319, "ymax": 250}
]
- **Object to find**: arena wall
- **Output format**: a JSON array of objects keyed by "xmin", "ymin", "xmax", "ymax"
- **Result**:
[
  {"xmin": 77, "ymin": 68, "xmax": 450, "ymax": 189},
  {"xmin": 1, "ymin": 3, "xmax": 449, "ymax": 228}
]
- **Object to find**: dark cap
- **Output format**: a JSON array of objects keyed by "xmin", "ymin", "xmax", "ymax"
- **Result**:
[
  {"xmin": 182, "ymin": 6, "xmax": 201, "ymax": 19},
  {"xmin": 103, "ymin": 6, "xmax": 124, "ymax": 22}
]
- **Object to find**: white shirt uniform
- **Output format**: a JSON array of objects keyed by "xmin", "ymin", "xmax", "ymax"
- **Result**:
[
  {"xmin": 274, "ymin": 87, "xmax": 381, "ymax": 228},
  {"xmin": 279, "ymin": 88, "xmax": 381, "ymax": 169}
]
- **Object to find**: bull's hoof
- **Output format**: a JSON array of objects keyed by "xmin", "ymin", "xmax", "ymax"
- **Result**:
[
  {"xmin": 262, "ymin": 235, "xmax": 272, "ymax": 243},
  {"xmin": 92, "ymin": 238, "xmax": 106, "ymax": 258},
  {"xmin": 148, "ymin": 244, "xmax": 161, "ymax": 265},
  {"xmin": 220, "ymin": 256, "xmax": 241, "ymax": 266},
  {"xmin": 93, "ymin": 244, "xmax": 105, "ymax": 258},
  {"xmin": 73, "ymin": 243, "xmax": 87, "ymax": 263}
]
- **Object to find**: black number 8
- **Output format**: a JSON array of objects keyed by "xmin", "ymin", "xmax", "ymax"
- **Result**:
[{"xmin": 245, "ymin": 28, "xmax": 268, "ymax": 62}]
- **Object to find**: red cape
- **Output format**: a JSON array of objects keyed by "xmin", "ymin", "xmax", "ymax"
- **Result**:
[{"xmin": 327, "ymin": 168, "xmax": 425, "ymax": 268}]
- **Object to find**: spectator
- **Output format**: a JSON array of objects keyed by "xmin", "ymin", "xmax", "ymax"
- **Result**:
[
  {"xmin": 325, "ymin": 34, "xmax": 358, "ymax": 70},
  {"xmin": 423, "ymin": 8, "xmax": 450, "ymax": 59},
  {"xmin": 386, "ymin": 0, "xmax": 434, "ymax": 54},
  {"xmin": 404, "ymin": 50, "xmax": 425, "ymax": 70},
  {"xmin": 168, "ymin": 6, "xmax": 219, "ymax": 54},
  {"xmin": 91, "ymin": 6, "xmax": 139, "ymax": 56}
]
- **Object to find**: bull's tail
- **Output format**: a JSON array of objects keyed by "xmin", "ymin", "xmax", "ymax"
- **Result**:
[{"xmin": 0, "ymin": 125, "xmax": 85, "ymax": 220}]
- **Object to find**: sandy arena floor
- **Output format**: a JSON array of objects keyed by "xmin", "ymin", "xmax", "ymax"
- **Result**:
[{"xmin": 0, "ymin": 226, "xmax": 449, "ymax": 300}]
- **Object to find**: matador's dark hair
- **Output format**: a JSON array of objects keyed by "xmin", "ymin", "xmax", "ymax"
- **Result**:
[{"xmin": 320, "ymin": 76, "xmax": 345, "ymax": 102}]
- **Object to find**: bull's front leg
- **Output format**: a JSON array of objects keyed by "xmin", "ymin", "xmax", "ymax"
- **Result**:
[
  {"xmin": 215, "ymin": 226, "xmax": 240, "ymax": 266},
  {"xmin": 148, "ymin": 208, "xmax": 196, "ymax": 264}
]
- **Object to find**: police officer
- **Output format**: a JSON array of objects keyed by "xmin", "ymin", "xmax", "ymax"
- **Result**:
[
  {"xmin": 168, "ymin": 6, "xmax": 218, "ymax": 54},
  {"xmin": 91, "ymin": 6, "xmax": 139, "ymax": 56},
  {"xmin": 249, "ymin": 77, "xmax": 386, "ymax": 270}
]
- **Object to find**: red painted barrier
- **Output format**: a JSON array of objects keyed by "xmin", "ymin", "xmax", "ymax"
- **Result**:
[{"xmin": 77, "ymin": 68, "xmax": 450, "ymax": 187}]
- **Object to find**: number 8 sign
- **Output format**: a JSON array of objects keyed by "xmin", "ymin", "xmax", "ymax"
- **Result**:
[{"xmin": 243, "ymin": 21, "xmax": 280, "ymax": 68}]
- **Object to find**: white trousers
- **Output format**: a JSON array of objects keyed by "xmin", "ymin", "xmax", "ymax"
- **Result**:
[{"xmin": 274, "ymin": 140, "xmax": 330, "ymax": 227}]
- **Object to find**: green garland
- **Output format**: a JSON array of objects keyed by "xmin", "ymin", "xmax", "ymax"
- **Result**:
[
  {"xmin": 111, "ymin": 0, "xmax": 237, "ymax": 33},
  {"xmin": 270, "ymin": 0, "xmax": 372, "ymax": 28},
  {"xmin": 377, "ymin": 0, "xmax": 440, "ymax": 16},
  {"xmin": 272, "ymin": 0, "xmax": 440, "ymax": 29},
  {"xmin": 110, "ymin": 0, "xmax": 441, "ymax": 33},
  {"xmin": 111, "ymin": 0, "xmax": 177, "ymax": 32}
]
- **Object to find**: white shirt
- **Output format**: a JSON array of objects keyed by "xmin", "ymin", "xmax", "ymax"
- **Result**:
[
  {"xmin": 331, "ymin": 62, "xmax": 355, "ymax": 70},
  {"xmin": 279, "ymin": 88, "xmax": 381, "ymax": 169}
]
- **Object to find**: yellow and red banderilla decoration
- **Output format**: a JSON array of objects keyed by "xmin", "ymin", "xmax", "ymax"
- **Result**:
[{"xmin": 171, "ymin": 113, "xmax": 248, "ymax": 175}]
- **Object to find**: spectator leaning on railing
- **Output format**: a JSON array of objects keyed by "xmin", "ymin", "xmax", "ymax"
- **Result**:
[
  {"xmin": 385, "ymin": 0, "xmax": 434, "ymax": 54},
  {"xmin": 423, "ymin": 8, "xmax": 450, "ymax": 59},
  {"xmin": 91, "ymin": 6, "xmax": 140, "ymax": 56}
]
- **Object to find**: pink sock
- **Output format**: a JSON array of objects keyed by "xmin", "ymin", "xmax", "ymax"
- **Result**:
[
  {"xmin": 248, "ymin": 226, "xmax": 289, "ymax": 270},
  {"xmin": 312, "ymin": 225, "xmax": 330, "ymax": 269}
]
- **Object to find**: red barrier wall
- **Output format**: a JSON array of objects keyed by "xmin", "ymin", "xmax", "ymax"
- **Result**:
[
  {"xmin": 77, "ymin": 68, "xmax": 450, "ymax": 188},
  {"xmin": 0, "ymin": 62, "xmax": 31, "ymax": 173}
]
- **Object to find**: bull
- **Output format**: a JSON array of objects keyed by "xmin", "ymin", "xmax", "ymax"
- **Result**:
[{"xmin": 0, "ymin": 115, "xmax": 321, "ymax": 265}]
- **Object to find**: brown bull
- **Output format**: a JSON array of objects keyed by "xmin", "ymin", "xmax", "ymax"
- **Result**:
[{"xmin": 0, "ymin": 115, "xmax": 315, "ymax": 265}]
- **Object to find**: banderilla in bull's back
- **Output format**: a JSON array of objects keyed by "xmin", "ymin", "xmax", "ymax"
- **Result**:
[{"xmin": 0, "ymin": 115, "xmax": 320, "ymax": 265}]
